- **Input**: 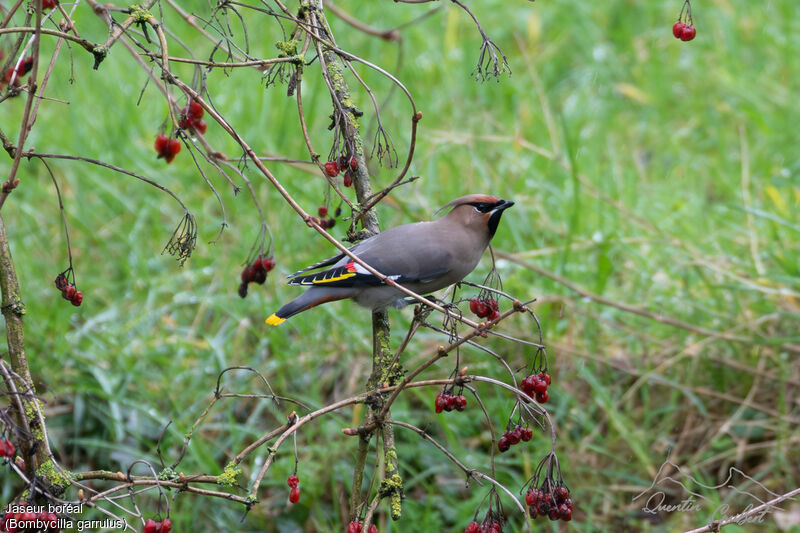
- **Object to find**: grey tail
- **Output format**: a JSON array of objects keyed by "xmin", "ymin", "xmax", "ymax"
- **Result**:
[{"xmin": 265, "ymin": 289, "xmax": 350, "ymax": 326}]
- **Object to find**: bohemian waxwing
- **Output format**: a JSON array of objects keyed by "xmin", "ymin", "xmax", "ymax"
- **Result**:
[{"xmin": 265, "ymin": 194, "xmax": 514, "ymax": 326}]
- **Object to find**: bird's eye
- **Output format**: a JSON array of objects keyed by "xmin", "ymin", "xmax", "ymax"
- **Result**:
[{"xmin": 472, "ymin": 202, "xmax": 492, "ymax": 213}]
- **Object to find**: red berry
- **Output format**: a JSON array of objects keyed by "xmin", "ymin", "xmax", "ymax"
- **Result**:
[
  {"xmin": 188, "ymin": 101, "xmax": 204, "ymax": 119},
  {"xmin": 475, "ymin": 301, "xmax": 489, "ymax": 318},
  {"xmin": 160, "ymin": 518, "xmax": 172, "ymax": 533},
  {"xmin": 488, "ymin": 309, "xmax": 500, "ymax": 321},
  {"xmin": 42, "ymin": 0, "xmax": 57, "ymax": 9},
  {"xmin": 46, "ymin": 512, "xmax": 58, "ymax": 528},
  {"xmin": 350, "ymin": 157, "xmax": 358, "ymax": 170},
  {"xmin": 168, "ymin": 139, "xmax": 181, "ymax": 156},
  {"xmin": 497, "ymin": 436, "xmax": 510, "ymax": 452},
  {"xmin": 54, "ymin": 273, "xmax": 68, "ymax": 290},
  {"xmin": 520, "ymin": 376, "xmax": 534, "ymax": 394},
  {"xmin": 487, "ymin": 298, "xmax": 498, "ymax": 312},
  {"xmin": 681, "ymin": 25, "xmax": 696, "ymax": 41},
  {"xmin": 555, "ymin": 487, "xmax": 569, "ymax": 503},
  {"xmin": 318, "ymin": 206, "xmax": 328, "ymax": 217},
  {"xmin": 194, "ymin": 120, "xmax": 207, "ymax": 135},
  {"xmin": 347, "ymin": 521, "xmax": 362, "ymax": 533},
  {"xmin": 455, "ymin": 395, "xmax": 467, "ymax": 411},
  {"xmin": 469, "ymin": 298, "xmax": 480, "ymax": 315},
  {"xmin": 535, "ymin": 390, "xmax": 549, "ymax": 403},
  {"xmin": 64, "ymin": 285, "xmax": 76, "ymax": 299},
  {"xmin": 533, "ymin": 378, "xmax": 547, "ymax": 395},
  {"xmin": 144, "ymin": 519, "xmax": 158, "ymax": 533},
  {"xmin": 540, "ymin": 372, "xmax": 551, "ymax": 385},
  {"xmin": 71, "ymin": 291, "xmax": 83, "ymax": 306},
  {"xmin": 506, "ymin": 429, "xmax": 520, "ymax": 445},
  {"xmin": 287, "ymin": 474, "xmax": 299, "ymax": 488},
  {"xmin": 154, "ymin": 134, "xmax": 169, "ymax": 155},
  {"xmin": 525, "ymin": 488, "xmax": 538, "ymax": 506},
  {"xmin": 548, "ymin": 507, "xmax": 560, "ymax": 521},
  {"xmin": 343, "ymin": 173, "xmax": 353, "ymax": 187},
  {"xmin": 324, "ymin": 161, "xmax": 339, "ymax": 177},
  {"xmin": 289, "ymin": 486, "xmax": 300, "ymax": 504},
  {"xmin": 521, "ymin": 427, "xmax": 533, "ymax": 441},
  {"xmin": 1, "ymin": 440, "xmax": 14, "ymax": 457},
  {"xmin": 672, "ymin": 21, "xmax": 685, "ymax": 39},
  {"xmin": 434, "ymin": 393, "xmax": 446, "ymax": 414},
  {"xmin": 445, "ymin": 394, "xmax": 456, "ymax": 412},
  {"xmin": 368, "ymin": 526, "xmax": 377, "ymax": 533},
  {"xmin": 465, "ymin": 521, "xmax": 480, "ymax": 533},
  {"xmin": 263, "ymin": 257, "xmax": 276, "ymax": 272}
]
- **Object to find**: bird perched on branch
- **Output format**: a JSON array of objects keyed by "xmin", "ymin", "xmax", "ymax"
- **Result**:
[{"xmin": 265, "ymin": 194, "xmax": 514, "ymax": 326}]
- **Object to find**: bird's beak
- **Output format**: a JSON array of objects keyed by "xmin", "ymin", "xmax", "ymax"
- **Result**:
[{"xmin": 492, "ymin": 199, "xmax": 514, "ymax": 213}]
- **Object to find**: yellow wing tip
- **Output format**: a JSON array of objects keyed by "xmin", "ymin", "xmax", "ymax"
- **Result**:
[{"xmin": 265, "ymin": 314, "xmax": 286, "ymax": 326}]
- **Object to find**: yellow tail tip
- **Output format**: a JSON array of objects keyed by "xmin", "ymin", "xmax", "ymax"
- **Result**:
[{"xmin": 265, "ymin": 314, "xmax": 286, "ymax": 326}]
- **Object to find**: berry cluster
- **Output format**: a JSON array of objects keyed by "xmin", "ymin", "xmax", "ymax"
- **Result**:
[
  {"xmin": 2, "ymin": 57, "xmax": 34, "ymax": 88},
  {"xmin": 346, "ymin": 521, "xmax": 377, "ymax": 533},
  {"xmin": 316, "ymin": 206, "xmax": 336, "ymax": 229},
  {"xmin": 54, "ymin": 272, "xmax": 83, "ymax": 306},
  {"xmin": 178, "ymin": 101, "xmax": 207, "ymax": 135},
  {"xmin": 42, "ymin": 0, "xmax": 56, "ymax": 9},
  {"xmin": 238, "ymin": 255, "xmax": 275, "ymax": 298},
  {"xmin": 469, "ymin": 298, "xmax": 499, "ymax": 321},
  {"xmin": 143, "ymin": 518, "xmax": 172, "ymax": 533},
  {"xmin": 434, "ymin": 391, "xmax": 467, "ymax": 413},
  {"xmin": 497, "ymin": 425, "xmax": 532, "ymax": 453},
  {"xmin": 672, "ymin": 21, "xmax": 696, "ymax": 41},
  {"xmin": 154, "ymin": 134, "xmax": 181, "ymax": 163},
  {"xmin": 287, "ymin": 474, "xmax": 301, "ymax": 504},
  {"xmin": 520, "ymin": 372, "xmax": 550, "ymax": 403},
  {"xmin": 525, "ymin": 486, "xmax": 572, "ymax": 522},
  {"xmin": 324, "ymin": 156, "xmax": 358, "ymax": 187},
  {"xmin": 0, "ymin": 440, "xmax": 14, "ymax": 457},
  {"xmin": 1, "ymin": 510, "xmax": 59, "ymax": 532},
  {"xmin": 464, "ymin": 520, "xmax": 503, "ymax": 533}
]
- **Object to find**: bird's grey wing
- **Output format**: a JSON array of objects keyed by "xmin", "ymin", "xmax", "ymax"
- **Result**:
[{"xmin": 288, "ymin": 223, "xmax": 451, "ymax": 288}]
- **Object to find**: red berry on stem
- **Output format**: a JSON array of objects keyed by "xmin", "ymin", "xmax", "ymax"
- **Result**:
[
  {"xmin": 154, "ymin": 134, "xmax": 169, "ymax": 156},
  {"xmin": 289, "ymin": 486, "xmax": 300, "ymax": 504},
  {"xmin": 540, "ymin": 372, "xmax": 551, "ymax": 385},
  {"xmin": 497, "ymin": 436, "xmax": 510, "ymax": 452},
  {"xmin": 144, "ymin": 519, "xmax": 158, "ymax": 533},
  {"xmin": 71, "ymin": 291, "xmax": 83, "ymax": 306},
  {"xmin": 681, "ymin": 25, "xmax": 696, "ymax": 41},
  {"xmin": 194, "ymin": 120, "xmax": 207, "ymax": 135},
  {"xmin": 465, "ymin": 521, "xmax": 480, "ymax": 533},
  {"xmin": 469, "ymin": 298, "xmax": 480, "ymax": 315},
  {"xmin": 506, "ymin": 429, "xmax": 520, "ymax": 445},
  {"xmin": 536, "ymin": 390, "xmax": 549, "ymax": 403},
  {"xmin": 521, "ymin": 427, "xmax": 533, "ymax": 441},
  {"xmin": 324, "ymin": 161, "xmax": 339, "ymax": 177},
  {"xmin": 555, "ymin": 487, "xmax": 569, "ymax": 503},
  {"xmin": 672, "ymin": 21, "xmax": 685, "ymax": 39},
  {"xmin": 343, "ymin": 173, "xmax": 353, "ymax": 187},
  {"xmin": 64, "ymin": 285, "xmax": 76, "ymax": 299},
  {"xmin": 434, "ymin": 393, "xmax": 446, "ymax": 414},
  {"xmin": 318, "ymin": 206, "xmax": 328, "ymax": 217},
  {"xmin": 368, "ymin": 526, "xmax": 377, "ymax": 533},
  {"xmin": 160, "ymin": 518, "xmax": 172, "ymax": 533},
  {"xmin": 188, "ymin": 101, "xmax": 204, "ymax": 119},
  {"xmin": 263, "ymin": 257, "xmax": 276, "ymax": 272},
  {"xmin": 347, "ymin": 521, "xmax": 362, "ymax": 533},
  {"xmin": 548, "ymin": 507, "xmax": 560, "ymax": 521},
  {"xmin": 287, "ymin": 474, "xmax": 299, "ymax": 488},
  {"xmin": 350, "ymin": 157, "xmax": 358, "ymax": 170},
  {"xmin": 533, "ymin": 378, "xmax": 547, "ymax": 394}
]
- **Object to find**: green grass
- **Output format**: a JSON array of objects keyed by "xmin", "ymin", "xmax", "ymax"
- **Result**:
[{"xmin": 2, "ymin": 0, "xmax": 799, "ymax": 531}]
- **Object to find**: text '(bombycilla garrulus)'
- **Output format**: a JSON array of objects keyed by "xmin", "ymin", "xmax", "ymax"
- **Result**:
[{"xmin": 265, "ymin": 194, "xmax": 513, "ymax": 326}]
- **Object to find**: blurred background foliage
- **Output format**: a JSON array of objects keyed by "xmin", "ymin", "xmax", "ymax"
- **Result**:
[{"xmin": 1, "ymin": 0, "xmax": 799, "ymax": 531}]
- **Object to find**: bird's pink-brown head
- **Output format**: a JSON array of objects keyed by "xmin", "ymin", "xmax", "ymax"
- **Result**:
[{"xmin": 441, "ymin": 194, "xmax": 514, "ymax": 238}]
